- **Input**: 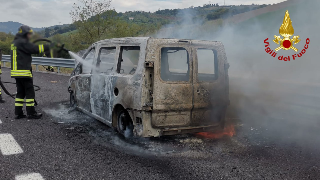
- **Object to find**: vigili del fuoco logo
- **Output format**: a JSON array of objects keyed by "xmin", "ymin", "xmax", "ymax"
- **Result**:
[{"xmin": 264, "ymin": 10, "xmax": 310, "ymax": 61}]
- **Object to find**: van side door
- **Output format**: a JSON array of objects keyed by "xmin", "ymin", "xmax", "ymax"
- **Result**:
[
  {"xmin": 76, "ymin": 48, "xmax": 96, "ymax": 112},
  {"xmin": 90, "ymin": 46, "xmax": 118, "ymax": 125}
]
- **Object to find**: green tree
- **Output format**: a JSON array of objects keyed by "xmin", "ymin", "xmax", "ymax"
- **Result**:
[
  {"xmin": 70, "ymin": 0, "xmax": 116, "ymax": 46},
  {"xmin": 0, "ymin": 32, "xmax": 14, "ymax": 54},
  {"xmin": 44, "ymin": 28, "xmax": 50, "ymax": 38}
]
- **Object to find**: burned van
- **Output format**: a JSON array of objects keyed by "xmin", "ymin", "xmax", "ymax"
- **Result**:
[{"xmin": 68, "ymin": 37, "xmax": 230, "ymax": 137}]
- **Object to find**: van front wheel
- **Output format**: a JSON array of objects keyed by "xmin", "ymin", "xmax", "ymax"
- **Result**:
[
  {"xmin": 117, "ymin": 110, "xmax": 134, "ymax": 138},
  {"xmin": 70, "ymin": 91, "xmax": 76, "ymax": 108}
]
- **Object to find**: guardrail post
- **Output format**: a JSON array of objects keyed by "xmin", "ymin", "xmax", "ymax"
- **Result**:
[
  {"xmin": 36, "ymin": 65, "xmax": 39, "ymax": 72},
  {"xmin": 58, "ymin": 67, "xmax": 60, "ymax": 74},
  {"xmin": 0, "ymin": 49, "xmax": 5, "ymax": 68}
]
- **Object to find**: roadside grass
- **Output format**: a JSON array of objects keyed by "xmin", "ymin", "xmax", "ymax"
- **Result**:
[{"xmin": 31, "ymin": 65, "xmax": 74, "ymax": 75}]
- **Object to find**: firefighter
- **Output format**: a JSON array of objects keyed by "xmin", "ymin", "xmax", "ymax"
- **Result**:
[
  {"xmin": 10, "ymin": 25, "xmax": 51, "ymax": 119},
  {"xmin": 0, "ymin": 49, "xmax": 5, "ymax": 103}
]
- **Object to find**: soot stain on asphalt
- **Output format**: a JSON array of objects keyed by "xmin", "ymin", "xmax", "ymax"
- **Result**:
[
  {"xmin": 42, "ymin": 103, "xmax": 249, "ymax": 159},
  {"xmin": 41, "ymin": 103, "xmax": 264, "ymax": 162},
  {"xmin": 44, "ymin": 103, "xmax": 221, "ymax": 157}
]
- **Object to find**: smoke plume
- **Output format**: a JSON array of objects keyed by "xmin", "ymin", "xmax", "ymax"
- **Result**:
[{"xmin": 153, "ymin": 0, "xmax": 320, "ymax": 149}]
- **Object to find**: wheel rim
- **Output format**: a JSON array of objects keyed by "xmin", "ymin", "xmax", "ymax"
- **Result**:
[
  {"xmin": 117, "ymin": 111, "xmax": 133, "ymax": 137},
  {"xmin": 70, "ymin": 93, "xmax": 76, "ymax": 107},
  {"xmin": 118, "ymin": 112, "xmax": 127, "ymax": 133}
]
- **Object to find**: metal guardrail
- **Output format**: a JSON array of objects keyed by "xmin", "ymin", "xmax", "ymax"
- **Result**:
[{"xmin": 1, "ymin": 55, "xmax": 76, "ymax": 73}]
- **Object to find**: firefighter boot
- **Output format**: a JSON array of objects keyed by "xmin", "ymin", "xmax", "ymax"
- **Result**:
[
  {"xmin": 26, "ymin": 104, "xmax": 42, "ymax": 119},
  {"xmin": 0, "ymin": 94, "xmax": 5, "ymax": 103},
  {"xmin": 15, "ymin": 114, "xmax": 27, "ymax": 119},
  {"xmin": 15, "ymin": 106, "xmax": 27, "ymax": 119},
  {"xmin": 27, "ymin": 113, "xmax": 42, "ymax": 119}
]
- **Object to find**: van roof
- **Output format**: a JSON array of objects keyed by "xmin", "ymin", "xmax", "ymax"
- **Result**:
[{"xmin": 93, "ymin": 37, "xmax": 222, "ymax": 46}]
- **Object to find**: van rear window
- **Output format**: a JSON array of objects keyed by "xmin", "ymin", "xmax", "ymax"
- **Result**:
[
  {"xmin": 197, "ymin": 49, "xmax": 217, "ymax": 81},
  {"xmin": 161, "ymin": 47, "xmax": 189, "ymax": 82}
]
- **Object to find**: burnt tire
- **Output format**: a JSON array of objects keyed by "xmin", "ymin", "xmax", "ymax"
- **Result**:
[
  {"xmin": 117, "ymin": 110, "xmax": 134, "ymax": 138},
  {"xmin": 70, "ymin": 92, "xmax": 76, "ymax": 108}
]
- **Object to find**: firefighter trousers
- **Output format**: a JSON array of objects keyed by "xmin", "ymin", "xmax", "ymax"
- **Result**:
[
  {"xmin": 0, "ymin": 70, "xmax": 1, "ymax": 96},
  {"xmin": 15, "ymin": 78, "xmax": 36, "ymax": 115}
]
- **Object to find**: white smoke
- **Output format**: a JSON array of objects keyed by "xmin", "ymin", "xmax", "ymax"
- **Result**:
[{"xmin": 153, "ymin": 0, "xmax": 320, "ymax": 149}]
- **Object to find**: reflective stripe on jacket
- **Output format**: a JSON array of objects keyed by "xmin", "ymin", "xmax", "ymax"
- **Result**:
[{"xmin": 0, "ymin": 49, "xmax": 2, "ymax": 74}]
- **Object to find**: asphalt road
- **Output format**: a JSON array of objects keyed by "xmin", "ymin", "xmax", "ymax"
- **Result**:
[{"xmin": 0, "ymin": 68, "xmax": 319, "ymax": 180}]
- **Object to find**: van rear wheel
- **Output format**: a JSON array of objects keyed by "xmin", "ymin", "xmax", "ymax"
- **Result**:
[{"xmin": 117, "ymin": 110, "xmax": 134, "ymax": 138}]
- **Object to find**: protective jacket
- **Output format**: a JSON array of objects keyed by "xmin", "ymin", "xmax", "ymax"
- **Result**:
[
  {"xmin": 0, "ymin": 49, "xmax": 3, "ymax": 99},
  {"xmin": 10, "ymin": 34, "xmax": 49, "ymax": 78},
  {"xmin": 0, "ymin": 48, "xmax": 2, "ymax": 74}
]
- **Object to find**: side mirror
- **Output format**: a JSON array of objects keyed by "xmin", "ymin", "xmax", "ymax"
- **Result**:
[
  {"xmin": 106, "ymin": 67, "xmax": 113, "ymax": 73},
  {"xmin": 71, "ymin": 63, "xmax": 82, "ymax": 76}
]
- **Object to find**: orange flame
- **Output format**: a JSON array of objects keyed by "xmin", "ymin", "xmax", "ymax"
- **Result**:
[{"xmin": 196, "ymin": 124, "xmax": 235, "ymax": 139}]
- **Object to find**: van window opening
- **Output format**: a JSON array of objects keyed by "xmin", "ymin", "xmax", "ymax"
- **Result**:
[
  {"xmin": 117, "ymin": 46, "xmax": 140, "ymax": 75},
  {"xmin": 197, "ymin": 49, "xmax": 217, "ymax": 81},
  {"xmin": 98, "ymin": 47, "xmax": 116, "ymax": 74},
  {"xmin": 161, "ymin": 47, "xmax": 189, "ymax": 82},
  {"xmin": 82, "ymin": 48, "xmax": 95, "ymax": 74}
]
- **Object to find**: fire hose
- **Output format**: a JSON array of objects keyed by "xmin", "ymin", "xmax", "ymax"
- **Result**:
[
  {"xmin": 0, "ymin": 80, "xmax": 40, "ymax": 106},
  {"xmin": 0, "ymin": 39, "xmax": 68, "ymax": 106}
]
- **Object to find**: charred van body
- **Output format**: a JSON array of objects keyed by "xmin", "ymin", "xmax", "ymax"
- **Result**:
[{"xmin": 68, "ymin": 37, "xmax": 230, "ymax": 137}]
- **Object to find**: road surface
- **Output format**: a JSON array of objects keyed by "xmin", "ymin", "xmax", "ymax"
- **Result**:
[{"xmin": 0, "ymin": 68, "xmax": 319, "ymax": 180}]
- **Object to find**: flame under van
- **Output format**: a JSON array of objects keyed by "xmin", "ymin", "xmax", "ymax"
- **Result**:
[{"xmin": 68, "ymin": 37, "xmax": 230, "ymax": 137}]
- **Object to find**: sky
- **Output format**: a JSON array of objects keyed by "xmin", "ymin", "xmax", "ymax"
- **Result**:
[{"xmin": 0, "ymin": 0, "xmax": 285, "ymax": 27}]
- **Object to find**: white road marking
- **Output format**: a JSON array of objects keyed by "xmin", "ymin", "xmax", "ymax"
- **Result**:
[
  {"xmin": 0, "ymin": 134, "xmax": 23, "ymax": 155},
  {"xmin": 15, "ymin": 173, "xmax": 44, "ymax": 180},
  {"xmin": 0, "ymin": 119, "xmax": 2, "ymax": 124}
]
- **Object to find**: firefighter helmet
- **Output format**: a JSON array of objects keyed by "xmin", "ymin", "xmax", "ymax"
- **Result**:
[{"xmin": 18, "ymin": 25, "xmax": 33, "ymax": 36}]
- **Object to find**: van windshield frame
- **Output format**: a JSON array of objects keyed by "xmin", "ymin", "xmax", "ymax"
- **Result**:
[{"xmin": 81, "ymin": 48, "xmax": 95, "ymax": 75}]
